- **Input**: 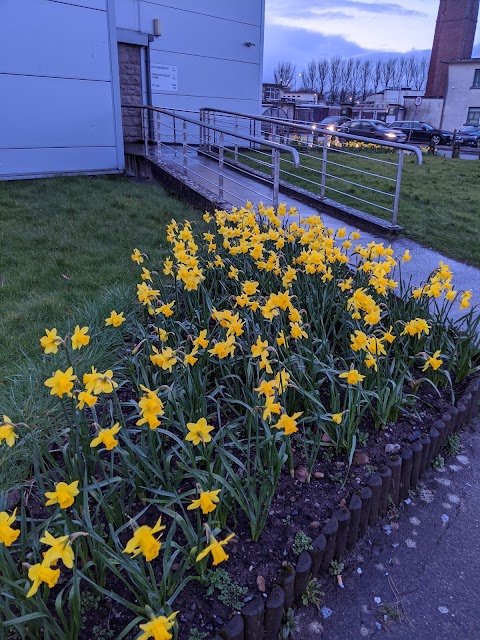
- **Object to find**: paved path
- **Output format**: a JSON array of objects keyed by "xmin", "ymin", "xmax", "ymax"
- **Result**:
[{"xmin": 294, "ymin": 419, "xmax": 480, "ymax": 639}]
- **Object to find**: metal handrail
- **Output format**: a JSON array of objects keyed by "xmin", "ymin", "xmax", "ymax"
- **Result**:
[
  {"xmin": 199, "ymin": 107, "xmax": 424, "ymax": 224},
  {"xmin": 200, "ymin": 107, "xmax": 424, "ymax": 164},
  {"xmin": 124, "ymin": 105, "xmax": 301, "ymax": 208},
  {"xmin": 130, "ymin": 105, "xmax": 300, "ymax": 165}
]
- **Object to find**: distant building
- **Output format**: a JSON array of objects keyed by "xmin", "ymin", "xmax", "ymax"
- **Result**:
[
  {"xmin": 408, "ymin": 0, "xmax": 480, "ymax": 130},
  {"xmin": 0, "ymin": 0, "xmax": 265, "ymax": 180},
  {"xmin": 281, "ymin": 91, "xmax": 319, "ymax": 104},
  {"xmin": 425, "ymin": 0, "xmax": 479, "ymax": 98},
  {"xmin": 359, "ymin": 88, "xmax": 424, "ymax": 122},
  {"xmin": 442, "ymin": 59, "xmax": 480, "ymax": 128}
]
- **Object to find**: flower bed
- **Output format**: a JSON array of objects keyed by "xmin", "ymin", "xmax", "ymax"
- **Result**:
[{"xmin": 0, "ymin": 203, "xmax": 479, "ymax": 640}]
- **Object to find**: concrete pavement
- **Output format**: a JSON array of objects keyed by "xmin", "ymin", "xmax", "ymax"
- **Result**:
[{"xmin": 294, "ymin": 418, "xmax": 480, "ymax": 639}]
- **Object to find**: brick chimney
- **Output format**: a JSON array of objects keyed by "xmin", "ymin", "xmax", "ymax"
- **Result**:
[{"xmin": 425, "ymin": 0, "xmax": 480, "ymax": 97}]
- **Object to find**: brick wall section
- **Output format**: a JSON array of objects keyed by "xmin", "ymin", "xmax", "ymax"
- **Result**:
[
  {"xmin": 118, "ymin": 43, "xmax": 143, "ymax": 143},
  {"xmin": 425, "ymin": 0, "xmax": 480, "ymax": 97}
]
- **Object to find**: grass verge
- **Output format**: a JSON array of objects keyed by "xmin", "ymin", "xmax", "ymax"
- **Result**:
[{"xmin": 0, "ymin": 174, "xmax": 204, "ymax": 380}]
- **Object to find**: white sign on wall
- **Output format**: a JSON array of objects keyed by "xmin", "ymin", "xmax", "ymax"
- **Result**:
[{"xmin": 151, "ymin": 64, "xmax": 177, "ymax": 92}]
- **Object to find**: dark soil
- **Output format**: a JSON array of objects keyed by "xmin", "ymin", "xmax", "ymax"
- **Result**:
[{"xmin": 171, "ymin": 382, "xmax": 458, "ymax": 639}]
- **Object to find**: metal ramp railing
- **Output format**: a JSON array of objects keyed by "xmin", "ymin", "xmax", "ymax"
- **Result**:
[
  {"xmin": 127, "ymin": 105, "xmax": 300, "ymax": 209},
  {"xmin": 199, "ymin": 107, "xmax": 423, "ymax": 225}
]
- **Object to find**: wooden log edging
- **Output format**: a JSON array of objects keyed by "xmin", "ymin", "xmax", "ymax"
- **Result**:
[{"xmin": 216, "ymin": 379, "xmax": 480, "ymax": 640}]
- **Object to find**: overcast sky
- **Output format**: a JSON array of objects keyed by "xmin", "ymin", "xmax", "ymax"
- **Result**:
[{"xmin": 263, "ymin": 0, "xmax": 480, "ymax": 80}]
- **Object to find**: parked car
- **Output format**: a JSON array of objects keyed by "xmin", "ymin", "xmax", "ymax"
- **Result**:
[
  {"xmin": 390, "ymin": 121, "xmax": 453, "ymax": 145},
  {"xmin": 338, "ymin": 119, "xmax": 407, "ymax": 143},
  {"xmin": 319, "ymin": 116, "xmax": 352, "ymax": 131},
  {"xmin": 457, "ymin": 125, "xmax": 480, "ymax": 147}
]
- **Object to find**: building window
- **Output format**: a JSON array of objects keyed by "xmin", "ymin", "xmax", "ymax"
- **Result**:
[
  {"xmin": 466, "ymin": 108, "xmax": 480, "ymax": 125},
  {"xmin": 473, "ymin": 69, "xmax": 480, "ymax": 88},
  {"xmin": 265, "ymin": 87, "xmax": 281, "ymax": 101}
]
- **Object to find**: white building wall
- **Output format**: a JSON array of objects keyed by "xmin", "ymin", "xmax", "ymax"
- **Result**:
[
  {"xmin": 115, "ymin": 0, "xmax": 265, "ymax": 115},
  {"xmin": 0, "ymin": 0, "xmax": 123, "ymax": 179},
  {"xmin": 404, "ymin": 98, "xmax": 444, "ymax": 128},
  {"xmin": 442, "ymin": 62, "xmax": 480, "ymax": 131}
]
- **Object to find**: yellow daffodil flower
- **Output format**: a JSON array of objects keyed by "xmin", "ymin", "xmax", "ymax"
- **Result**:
[
  {"xmin": 0, "ymin": 509, "xmax": 20, "ymax": 546},
  {"xmin": 242, "ymin": 281, "xmax": 259, "ymax": 296},
  {"xmin": 196, "ymin": 528, "xmax": 236, "ymax": 566},
  {"xmin": 422, "ymin": 350, "xmax": 442, "ymax": 372},
  {"xmin": 276, "ymin": 331, "xmax": 287, "ymax": 347},
  {"xmin": 382, "ymin": 326, "xmax": 396, "ymax": 344},
  {"xmin": 187, "ymin": 489, "xmax": 221, "ymax": 515},
  {"xmin": 138, "ymin": 611, "xmax": 178, "ymax": 640},
  {"xmin": 273, "ymin": 412, "xmax": 303, "ymax": 435},
  {"xmin": 93, "ymin": 370, "xmax": 118, "ymax": 395},
  {"xmin": 251, "ymin": 336, "xmax": 269, "ymax": 359},
  {"xmin": 137, "ymin": 386, "xmax": 164, "ymax": 430},
  {"xmin": 71, "ymin": 326, "xmax": 90, "ymax": 350},
  {"xmin": 40, "ymin": 328, "xmax": 63, "ymax": 354},
  {"xmin": 76, "ymin": 391, "xmax": 97, "ymax": 410},
  {"xmin": 350, "ymin": 330, "xmax": 368, "ymax": 352},
  {"xmin": 40, "ymin": 531, "xmax": 74, "ymax": 569},
  {"xmin": 364, "ymin": 354, "xmax": 378, "ymax": 371},
  {"xmin": 163, "ymin": 258, "xmax": 174, "ymax": 276},
  {"xmin": 26, "ymin": 561, "xmax": 60, "ymax": 598},
  {"xmin": 90, "ymin": 423, "xmax": 121, "ymax": 451},
  {"xmin": 208, "ymin": 335, "xmax": 236, "ymax": 359},
  {"xmin": 290, "ymin": 322, "xmax": 308, "ymax": 340},
  {"xmin": 157, "ymin": 327, "xmax": 169, "ymax": 342},
  {"xmin": 339, "ymin": 368, "xmax": 365, "ymax": 385},
  {"xmin": 459, "ymin": 290, "xmax": 472, "ymax": 310},
  {"xmin": 131, "ymin": 248, "xmax": 144, "ymax": 264},
  {"xmin": 141, "ymin": 267, "xmax": 152, "ymax": 282},
  {"xmin": 105, "ymin": 310, "xmax": 125, "ymax": 327},
  {"xmin": 150, "ymin": 346, "xmax": 177, "ymax": 372},
  {"xmin": 45, "ymin": 481, "xmax": 80, "ymax": 509},
  {"xmin": 157, "ymin": 301, "xmax": 175, "ymax": 317},
  {"xmin": 185, "ymin": 418, "xmax": 214, "ymax": 446},
  {"xmin": 401, "ymin": 318, "xmax": 430, "ymax": 338},
  {"xmin": 0, "ymin": 415, "xmax": 18, "ymax": 447},
  {"xmin": 123, "ymin": 517, "xmax": 165, "ymax": 562},
  {"xmin": 263, "ymin": 395, "xmax": 282, "ymax": 422},
  {"xmin": 193, "ymin": 330, "xmax": 209, "ymax": 350},
  {"xmin": 44, "ymin": 367, "xmax": 76, "ymax": 398}
]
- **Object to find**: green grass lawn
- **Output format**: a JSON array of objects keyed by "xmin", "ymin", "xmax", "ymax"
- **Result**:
[
  {"xmin": 0, "ymin": 175, "xmax": 203, "ymax": 380},
  {"xmin": 231, "ymin": 148, "xmax": 480, "ymax": 266}
]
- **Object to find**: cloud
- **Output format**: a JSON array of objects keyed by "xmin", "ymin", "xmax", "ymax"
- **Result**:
[
  {"xmin": 266, "ymin": 0, "xmax": 427, "ymax": 20},
  {"xmin": 263, "ymin": 23, "xmax": 374, "ymax": 80},
  {"xmin": 313, "ymin": 1, "xmax": 427, "ymax": 17},
  {"xmin": 318, "ymin": 11, "xmax": 353, "ymax": 20}
]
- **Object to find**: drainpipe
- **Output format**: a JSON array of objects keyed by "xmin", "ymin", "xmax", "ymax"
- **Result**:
[{"xmin": 144, "ymin": 35, "xmax": 154, "ymax": 141}]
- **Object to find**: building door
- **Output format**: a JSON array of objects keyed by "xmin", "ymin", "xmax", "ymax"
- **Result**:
[{"xmin": 117, "ymin": 43, "xmax": 143, "ymax": 144}]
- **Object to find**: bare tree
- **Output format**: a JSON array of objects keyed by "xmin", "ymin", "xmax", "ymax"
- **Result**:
[
  {"xmin": 404, "ymin": 55, "xmax": 417, "ymax": 88},
  {"xmin": 339, "ymin": 57, "xmax": 354, "ymax": 102},
  {"xmin": 300, "ymin": 60, "xmax": 317, "ymax": 91},
  {"xmin": 316, "ymin": 58, "xmax": 329, "ymax": 99},
  {"xmin": 395, "ymin": 57, "xmax": 407, "ymax": 88},
  {"xmin": 359, "ymin": 59, "xmax": 373, "ymax": 101},
  {"xmin": 273, "ymin": 61, "xmax": 296, "ymax": 89},
  {"xmin": 381, "ymin": 57, "xmax": 397, "ymax": 88},
  {"xmin": 373, "ymin": 59, "xmax": 383, "ymax": 93},
  {"xmin": 350, "ymin": 58, "xmax": 363, "ymax": 103},
  {"xmin": 417, "ymin": 56, "xmax": 429, "ymax": 90},
  {"xmin": 328, "ymin": 56, "xmax": 342, "ymax": 103}
]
